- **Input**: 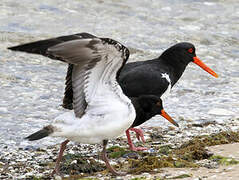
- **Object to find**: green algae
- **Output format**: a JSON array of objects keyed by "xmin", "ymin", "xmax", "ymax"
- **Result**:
[
  {"xmin": 60, "ymin": 153, "xmax": 105, "ymax": 175},
  {"xmin": 181, "ymin": 131, "xmax": 239, "ymax": 148},
  {"xmin": 130, "ymin": 177, "xmax": 148, "ymax": 180},
  {"xmin": 172, "ymin": 131, "xmax": 239, "ymax": 163},
  {"xmin": 173, "ymin": 131, "xmax": 239, "ymax": 162},
  {"xmin": 40, "ymin": 131, "xmax": 239, "ymax": 176},
  {"xmin": 62, "ymin": 176, "xmax": 99, "ymax": 180},
  {"xmin": 77, "ymin": 178, "xmax": 99, "ymax": 180},
  {"xmin": 173, "ymin": 141, "xmax": 212, "ymax": 161},
  {"xmin": 127, "ymin": 155, "xmax": 197, "ymax": 174},
  {"xmin": 128, "ymin": 155, "xmax": 165, "ymax": 174},
  {"xmin": 209, "ymin": 155, "xmax": 239, "ymax": 166},
  {"xmin": 130, "ymin": 177, "xmax": 161, "ymax": 180},
  {"xmin": 107, "ymin": 145, "xmax": 129, "ymax": 158},
  {"xmin": 167, "ymin": 174, "xmax": 191, "ymax": 179},
  {"xmin": 32, "ymin": 176, "xmax": 52, "ymax": 180},
  {"xmin": 173, "ymin": 159, "xmax": 198, "ymax": 168},
  {"xmin": 32, "ymin": 177, "xmax": 43, "ymax": 180},
  {"xmin": 126, "ymin": 131, "xmax": 239, "ymax": 174},
  {"xmin": 158, "ymin": 145, "xmax": 173, "ymax": 155}
]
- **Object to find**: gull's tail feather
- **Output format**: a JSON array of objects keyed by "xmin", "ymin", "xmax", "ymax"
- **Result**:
[{"xmin": 25, "ymin": 125, "xmax": 54, "ymax": 141}]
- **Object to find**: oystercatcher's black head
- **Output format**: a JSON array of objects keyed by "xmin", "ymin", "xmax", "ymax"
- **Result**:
[
  {"xmin": 161, "ymin": 42, "xmax": 218, "ymax": 78},
  {"xmin": 161, "ymin": 42, "xmax": 195, "ymax": 65},
  {"xmin": 138, "ymin": 95, "xmax": 179, "ymax": 127}
]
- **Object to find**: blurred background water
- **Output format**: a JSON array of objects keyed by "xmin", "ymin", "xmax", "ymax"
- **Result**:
[{"xmin": 0, "ymin": 0, "xmax": 239, "ymax": 150}]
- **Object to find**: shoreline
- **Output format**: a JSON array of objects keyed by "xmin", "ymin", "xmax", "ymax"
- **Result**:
[{"xmin": 1, "ymin": 126, "xmax": 239, "ymax": 180}]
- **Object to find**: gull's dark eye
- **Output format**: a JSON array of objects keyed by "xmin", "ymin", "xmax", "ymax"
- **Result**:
[{"xmin": 188, "ymin": 48, "xmax": 193, "ymax": 53}]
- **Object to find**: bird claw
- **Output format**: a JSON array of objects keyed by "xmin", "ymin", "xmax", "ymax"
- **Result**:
[
  {"xmin": 129, "ymin": 146, "xmax": 148, "ymax": 151},
  {"xmin": 51, "ymin": 169, "xmax": 61, "ymax": 177},
  {"xmin": 111, "ymin": 171, "xmax": 127, "ymax": 176},
  {"xmin": 129, "ymin": 128, "xmax": 145, "ymax": 143}
]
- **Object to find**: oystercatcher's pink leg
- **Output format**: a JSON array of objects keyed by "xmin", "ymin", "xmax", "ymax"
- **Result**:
[
  {"xmin": 51, "ymin": 139, "xmax": 70, "ymax": 176},
  {"xmin": 129, "ymin": 128, "xmax": 145, "ymax": 143},
  {"xmin": 126, "ymin": 129, "xmax": 148, "ymax": 151}
]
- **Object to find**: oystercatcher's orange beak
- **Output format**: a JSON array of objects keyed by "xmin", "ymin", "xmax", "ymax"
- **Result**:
[
  {"xmin": 193, "ymin": 56, "xmax": 218, "ymax": 78},
  {"xmin": 160, "ymin": 109, "xmax": 179, "ymax": 127}
]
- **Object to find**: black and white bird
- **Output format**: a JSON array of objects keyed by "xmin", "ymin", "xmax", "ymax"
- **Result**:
[
  {"xmin": 126, "ymin": 95, "xmax": 178, "ymax": 151},
  {"xmin": 118, "ymin": 42, "xmax": 218, "ymax": 150},
  {"xmin": 8, "ymin": 34, "xmax": 137, "ymax": 176}
]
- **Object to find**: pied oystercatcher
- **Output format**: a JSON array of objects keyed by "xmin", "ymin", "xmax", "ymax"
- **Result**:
[
  {"xmin": 118, "ymin": 42, "xmax": 218, "ymax": 150},
  {"xmin": 127, "ymin": 95, "xmax": 178, "ymax": 150}
]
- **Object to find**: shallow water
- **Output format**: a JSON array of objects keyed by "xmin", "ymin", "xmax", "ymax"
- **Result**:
[{"xmin": 0, "ymin": 0, "xmax": 239, "ymax": 150}]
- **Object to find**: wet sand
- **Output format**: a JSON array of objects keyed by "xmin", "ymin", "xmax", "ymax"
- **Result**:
[
  {"xmin": 160, "ymin": 143, "xmax": 239, "ymax": 180},
  {"xmin": 122, "ymin": 143, "xmax": 239, "ymax": 180}
]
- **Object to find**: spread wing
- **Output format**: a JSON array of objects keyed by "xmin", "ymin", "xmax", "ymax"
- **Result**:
[
  {"xmin": 8, "ymin": 32, "xmax": 96, "ymax": 60},
  {"xmin": 8, "ymin": 33, "xmax": 96, "ymax": 110},
  {"xmin": 47, "ymin": 38, "xmax": 130, "ymax": 117}
]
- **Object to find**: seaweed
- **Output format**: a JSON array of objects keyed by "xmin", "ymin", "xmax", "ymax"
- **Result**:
[{"xmin": 209, "ymin": 155, "xmax": 239, "ymax": 166}]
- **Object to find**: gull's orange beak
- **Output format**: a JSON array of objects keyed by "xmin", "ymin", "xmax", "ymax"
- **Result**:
[
  {"xmin": 161, "ymin": 109, "xmax": 179, "ymax": 127},
  {"xmin": 193, "ymin": 56, "xmax": 218, "ymax": 78}
]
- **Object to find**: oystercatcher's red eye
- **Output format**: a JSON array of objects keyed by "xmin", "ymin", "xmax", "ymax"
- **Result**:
[
  {"xmin": 156, "ymin": 101, "xmax": 162, "ymax": 106},
  {"xmin": 188, "ymin": 48, "xmax": 193, "ymax": 53}
]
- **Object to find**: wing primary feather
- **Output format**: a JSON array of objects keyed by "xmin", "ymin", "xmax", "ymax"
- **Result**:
[
  {"xmin": 62, "ymin": 64, "xmax": 74, "ymax": 110},
  {"xmin": 49, "ymin": 38, "xmax": 130, "ymax": 117}
]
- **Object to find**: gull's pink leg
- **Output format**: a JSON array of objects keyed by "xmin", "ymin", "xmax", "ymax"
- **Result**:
[
  {"xmin": 126, "ymin": 129, "xmax": 148, "ymax": 151},
  {"xmin": 51, "ymin": 139, "xmax": 70, "ymax": 176},
  {"xmin": 101, "ymin": 140, "xmax": 126, "ymax": 176}
]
